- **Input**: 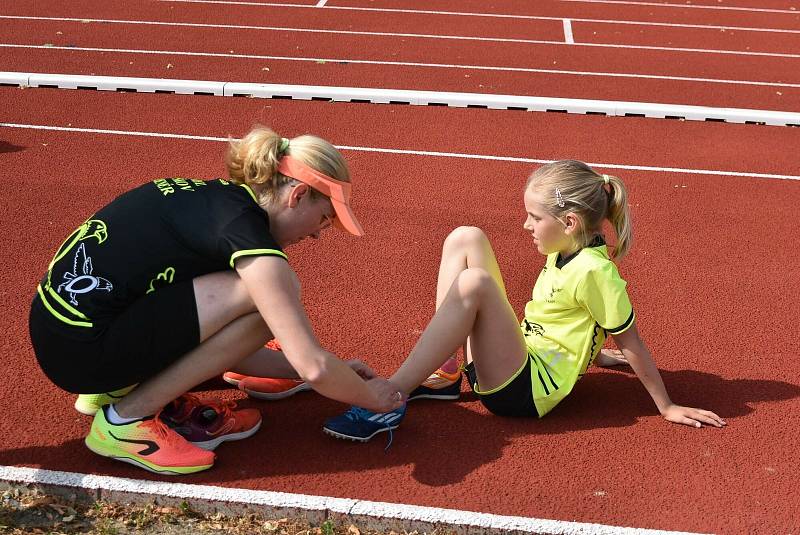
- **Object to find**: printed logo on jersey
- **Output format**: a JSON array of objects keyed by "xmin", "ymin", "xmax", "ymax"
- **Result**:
[
  {"xmin": 146, "ymin": 267, "xmax": 176, "ymax": 294},
  {"xmin": 153, "ymin": 178, "xmax": 208, "ymax": 196},
  {"xmin": 522, "ymin": 318, "xmax": 544, "ymax": 337},
  {"xmin": 57, "ymin": 242, "xmax": 113, "ymax": 306}
]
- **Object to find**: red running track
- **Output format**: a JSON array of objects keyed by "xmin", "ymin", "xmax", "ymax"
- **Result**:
[
  {"xmin": 2, "ymin": 0, "xmax": 800, "ymax": 111},
  {"xmin": 2, "ymin": 87, "xmax": 800, "ymax": 533}
]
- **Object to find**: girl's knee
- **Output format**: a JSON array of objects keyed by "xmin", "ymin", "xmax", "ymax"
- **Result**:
[
  {"xmin": 456, "ymin": 267, "xmax": 496, "ymax": 298},
  {"xmin": 443, "ymin": 226, "xmax": 488, "ymax": 251}
]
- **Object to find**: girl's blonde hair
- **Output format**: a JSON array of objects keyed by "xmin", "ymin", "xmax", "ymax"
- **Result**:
[
  {"xmin": 226, "ymin": 125, "xmax": 350, "ymax": 203},
  {"xmin": 526, "ymin": 160, "xmax": 632, "ymax": 260}
]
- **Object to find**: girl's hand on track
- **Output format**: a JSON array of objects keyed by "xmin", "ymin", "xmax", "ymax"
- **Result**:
[
  {"xmin": 347, "ymin": 359, "xmax": 377, "ymax": 380},
  {"xmin": 662, "ymin": 404, "xmax": 727, "ymax": 428},
  {"xmin": 364, "ymin": 377, "xmax": 407, "ymax": 412}
]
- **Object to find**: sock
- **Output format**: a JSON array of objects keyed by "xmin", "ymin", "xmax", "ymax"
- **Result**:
[{"xmin": 106, "ymin": 403, "xmax": 142, "ymax": 424}]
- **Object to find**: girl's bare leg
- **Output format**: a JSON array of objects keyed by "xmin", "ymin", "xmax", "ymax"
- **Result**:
[{"xmin": 390, "ymin": 227, "xmax": 527, "ymax": 393}]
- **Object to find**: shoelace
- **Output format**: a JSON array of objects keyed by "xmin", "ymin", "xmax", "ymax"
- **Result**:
[
  {"xmin": 142, "ymin": 410, "xmax": 186, "ymax": 448},
  {"xmin": 344, "ymin": 407, "xmax": 397, "ymax": 452}
]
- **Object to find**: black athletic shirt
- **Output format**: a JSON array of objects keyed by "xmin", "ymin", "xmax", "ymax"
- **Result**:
[{"xmin": 36, "ymin": 178, "xmax": 286, "ymax": 331}]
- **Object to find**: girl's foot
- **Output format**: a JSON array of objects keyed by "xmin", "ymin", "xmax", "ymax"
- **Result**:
[{"xmin": 595, "ymin": 349, "xmax": 628, "ymax": 367}]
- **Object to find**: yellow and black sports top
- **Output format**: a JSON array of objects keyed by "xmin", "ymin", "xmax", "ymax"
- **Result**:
[
  {"xmin": 37, "ymin": 178, "xmax": 286, "ymax": 330},
  {"xmin": 521, "ymin": 239, "xmax": 635, "ymax": 417}
]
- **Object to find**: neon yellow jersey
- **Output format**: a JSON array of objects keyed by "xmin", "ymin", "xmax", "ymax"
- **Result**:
[{"xmin": 521, "ymin": 244, "xmax": 634, "ymax": 417}]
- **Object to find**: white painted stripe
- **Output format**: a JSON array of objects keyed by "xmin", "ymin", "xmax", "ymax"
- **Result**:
[
  {"xmin": 156, "ymin": 0, "xmax": 800, "ymax": 35},
  {"xmin": 6, "ymin": 72, "xmax": 800, "ymax": 125},
  {"xmin": 315, "ymin": 0, "xmax": 327, "ymax": 6},
  {"xmin": 5, "ymin": 44, "xmax": 800, "ymax": 92},
  {"xmin": 4, "ymin": 15, "xmax": 800, "ymax": 59},
  {"xmin": 0, "ymin": 466, "xmax": 703, "ymax": 534},
  {"xmin": 559, "ymin": 0, "xmax": 800, "ymax": 15},
  {"xmin": 563, "ymin": 19, "xmax": 575, "ymax": 44},
  {"xmin": 2, "ymin": 123, "xmax": 798, "ymax": 181}
]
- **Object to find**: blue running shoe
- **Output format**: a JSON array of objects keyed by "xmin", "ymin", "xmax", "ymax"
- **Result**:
[{"xmin": 323, "ymin": 405, "xmax": 406, "ymax": 443}]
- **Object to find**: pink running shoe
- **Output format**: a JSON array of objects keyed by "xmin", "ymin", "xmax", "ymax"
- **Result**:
[
  {"xmin": 239, "ymin": 377, "xmax": 312, "ymax": 400},
  {"xmin": 222, "ymin": 339, "xmax": 283, "ymax": 387},
  {"xmin": 160, "ymin": 394, "xmax": 262, "ymax": 451}
]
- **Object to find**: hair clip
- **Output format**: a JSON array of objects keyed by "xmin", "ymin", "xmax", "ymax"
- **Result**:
[
  {"xmin": 279, "ymin": 138, "xmax": 290, "ymax": 152},
  {"xmin": 555, "ymin": 187, "xmax": 565, "ymax": 208}
]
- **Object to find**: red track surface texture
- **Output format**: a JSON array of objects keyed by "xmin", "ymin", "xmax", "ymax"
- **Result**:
[
  {"xmin": 2, "ymin": 88, "xmax": 800, "ymax": 533},
  {"xmin": 3, "ymin": 0, "xmax": 800, "ymax": 533},
  {"xmin": 2, "ymin": 0, "xmax": 800, "ymax": 110}
]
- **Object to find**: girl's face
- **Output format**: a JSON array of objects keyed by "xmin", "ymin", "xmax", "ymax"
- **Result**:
[
  {"xmin": 523, "ymin": 187, "xmax": 576, "ymax": 256},
  {"xmin": 269, "ymin": 184, "xmax": 336, "ymax": 247}
]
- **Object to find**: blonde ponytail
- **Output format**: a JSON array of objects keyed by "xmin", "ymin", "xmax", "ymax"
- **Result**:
[
  {"xmin": 226, "ymin": 125, "xmax": 350, "ymax": 203},
  {"xmin": 604, "ymin": 174, "xmax": 632, "ymax": 260}
]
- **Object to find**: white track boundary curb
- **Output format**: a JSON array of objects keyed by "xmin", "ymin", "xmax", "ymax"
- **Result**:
[
  {"xmin": 2, "ymin": 72, "xmax": 798, "ymax": 127},
  {"xmin": 0, "ymin": 466, "xmax": 702, "ymax": 535}
]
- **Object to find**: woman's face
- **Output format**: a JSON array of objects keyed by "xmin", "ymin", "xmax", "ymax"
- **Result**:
[{"xmin": 269, "ymin": 184, "xmax": 336, "ymax": 247}]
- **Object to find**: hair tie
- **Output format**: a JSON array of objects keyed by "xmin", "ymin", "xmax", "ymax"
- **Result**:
[
  {"xmin": 602, "ymin": 174, "xmax": 610, "ymax": 185},
  {"xmin": 279, "ymin": 137, "xmax": 290, "ymax": 153}
]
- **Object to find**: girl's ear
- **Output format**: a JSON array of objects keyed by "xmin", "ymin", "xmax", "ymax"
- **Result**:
[{"xmin": 563, "ymin": 212, "xmax": 581, "ymax": 235}]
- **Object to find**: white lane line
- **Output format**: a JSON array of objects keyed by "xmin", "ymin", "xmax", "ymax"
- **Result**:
[
  {"xmin": 155, "ymin": 0, "xmax": 800, "ymax": 35},
  {"xmin": 315, "ymin": 0, "xmax": 327, "ymax": 6},
  {"xmin": 2, "ymin": 123, "xmax": 798, "ymax": 181},
  {"xmin": 5, "ymin": 43, "xmax": 800, "ymax": 89},
  {"xmin": 559, "ymin": 0, "xmax": 800, "ymax": 15},
  {"xmin": 3, "ymin": 15, "xmax": 799, "ymax": 59},
  {"xmin": 563, "ymin": 19, "xmax": 575, "ymax": 44},
  {"xmin": 0, "ymin": 466, "xmax": 703, "ymax": 535}
]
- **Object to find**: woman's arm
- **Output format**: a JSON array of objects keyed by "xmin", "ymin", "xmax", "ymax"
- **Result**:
[
  {"xmin": 612, "ymin": 323, "xmax": 726, "ymax": 428},
  {"xmin": 236, "ymin": 256, "xmax": 404, "ymax": 412}
]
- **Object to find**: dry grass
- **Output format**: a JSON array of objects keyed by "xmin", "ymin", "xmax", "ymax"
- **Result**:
[{"xmin": 0, "ymin": 488, "xmax": 457, "ymax": 535}]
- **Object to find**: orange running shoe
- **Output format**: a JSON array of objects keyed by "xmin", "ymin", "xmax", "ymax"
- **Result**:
[
  {"xmin": 239, "ymin": 377, "xmax": 312, "ymax": 400},
  {"xmin": 408, "ymin": 358, "xmax": 462, "ymax": 401},
  {"xmin": 160, "ymin": 394, "xmax": 262, "ymax": 451},
  {"xmin": 85, "ymin": 406, "xmax": 214, "ymax": 475}
]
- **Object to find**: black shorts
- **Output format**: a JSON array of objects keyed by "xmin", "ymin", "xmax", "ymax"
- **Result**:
[
  {"xmin": 465, "ymin": 355, "xmax": 539, "ymax": 417},
  {"xmin": 28, "ymin": 280, "xmax": 200, "ymax": 393}
]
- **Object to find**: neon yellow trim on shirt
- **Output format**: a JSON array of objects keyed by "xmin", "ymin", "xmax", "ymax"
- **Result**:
[
  {"xmin": 240, "ymin": 183, "xmax": 258, "ymax": 203},
  {"xmin": 46, "ymin": 286, "xmax": 90, "ymax": 320},
  {"xmin": 473, "ymin": 355, "xmax": 529, "ymax": 396},
  {"xmin": 229, "ymin": 249, "xmax": 288, "ymax": 268},
  {"xmin": 37, "ymin": 285, "xmax": 93, "ymax": 328}
]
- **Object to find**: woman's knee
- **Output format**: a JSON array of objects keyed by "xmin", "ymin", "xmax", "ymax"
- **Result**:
[{"xmin": 443, "ymin": 226, "xmax": 488, "ymax": 253}]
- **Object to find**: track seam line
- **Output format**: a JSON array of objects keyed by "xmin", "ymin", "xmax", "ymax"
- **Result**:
[
  {"xmin": 558, "ymin": 0, "xmax": 800, "ymax": 15},
  {"xmin": 154, "ymin": 0, "xmax": 800, "ymax": 34},
  {"xmin": 2, "ymin": 123, "xmax": 798, "ymax": 181},
  {"xmin": 563, "ymin": 19, "xmax": 575, "ymax": 44},
  {"xmin": 4, "ymin": 45, "xmax": 800, "ymax": 91},
  {"xmin": 4, "ymin": 15, "xmax": 800, "ymax": 58},
  {"xmin": 0, "ymin": 466, "xmax": 707, "ymax": 535}
]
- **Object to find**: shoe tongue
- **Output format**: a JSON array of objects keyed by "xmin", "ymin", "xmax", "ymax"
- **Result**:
[{"xmin": 198, "ymin": 406, "xmax": 221, "ymax": 425}]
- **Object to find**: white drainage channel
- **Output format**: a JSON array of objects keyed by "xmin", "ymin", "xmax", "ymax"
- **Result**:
[{"xmin": 2, "ymin": 71, "xmax": 799, "ymax": 127}]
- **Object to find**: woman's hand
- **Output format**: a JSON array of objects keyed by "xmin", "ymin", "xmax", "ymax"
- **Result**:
[
  {"xmin": 364, "ymin": 377, "xmax": 407, "ymax": 413},
  {"xmin": 346, "ymin": 359, "xmax": 377, "ymax": 380},
  {"xmin": 661, "ymin": 404, "xmax": 727, "ymax": 428}
]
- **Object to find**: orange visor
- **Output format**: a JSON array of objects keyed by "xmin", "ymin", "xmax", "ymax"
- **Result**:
[{"xmin": 277, "ymin": 156, "xmax": 364, "ymax": 237}]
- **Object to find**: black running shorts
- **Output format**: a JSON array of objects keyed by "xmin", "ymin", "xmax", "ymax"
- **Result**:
[
  {"xmin": 29, "ymin": 279, "xmax": 200, "ymax": 393},
  {"xmin": 465, "ymin": 356, "xmax": 540, "ymax": 417}
]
